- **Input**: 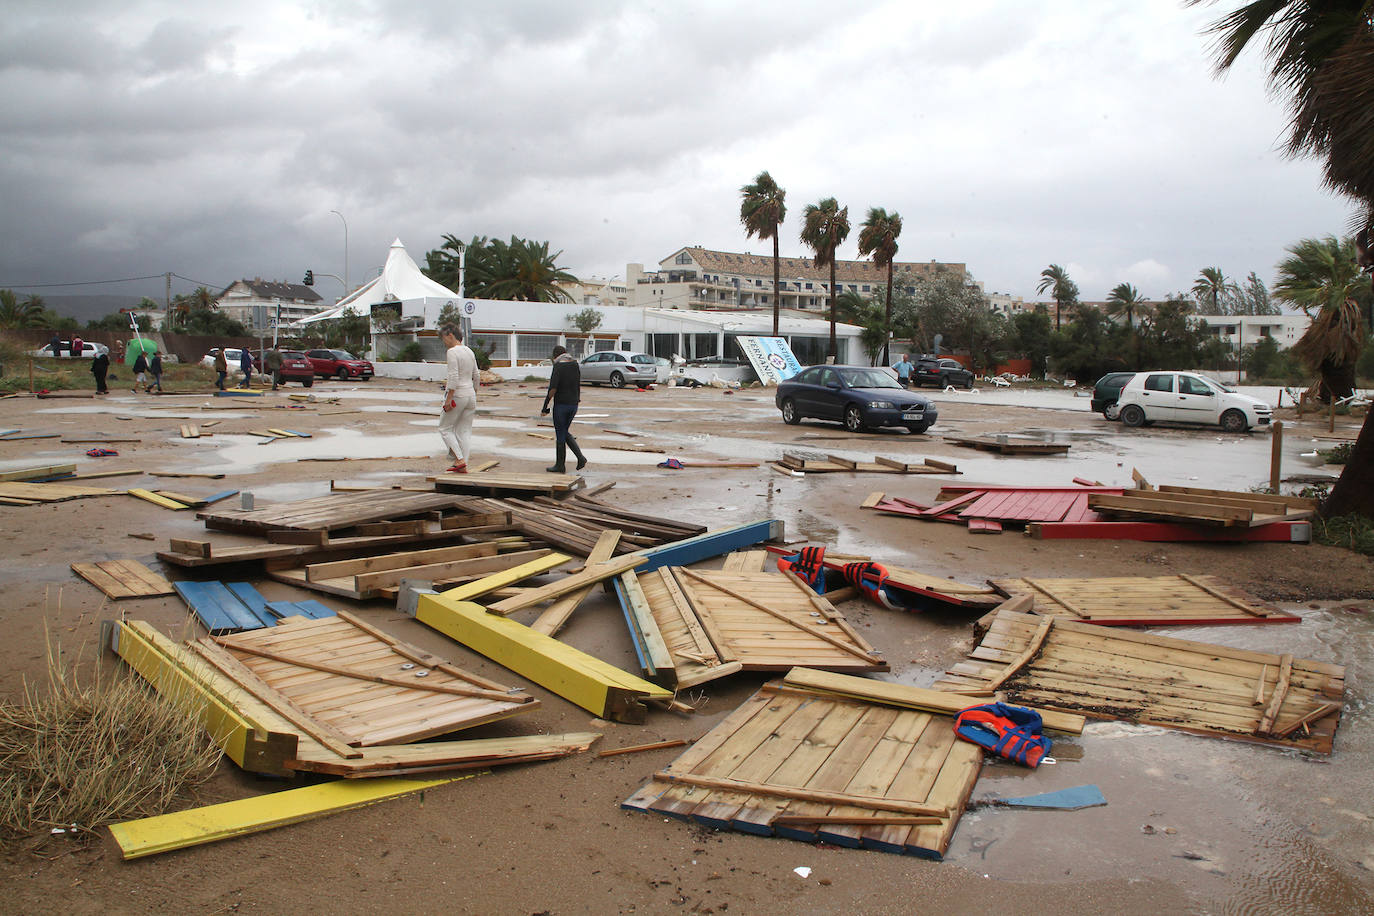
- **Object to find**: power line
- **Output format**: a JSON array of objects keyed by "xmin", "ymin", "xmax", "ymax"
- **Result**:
[
  {"xmin": 0, "ymin": 274, "xmax": 167, "ymax": 289},
  {"xmin": 171, "ymin": 272, "xmax": 228, "ymax": 290}
]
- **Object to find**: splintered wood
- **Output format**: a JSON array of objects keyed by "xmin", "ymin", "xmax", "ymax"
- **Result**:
[
  {"xmin": 205, "ymin": 612, "xmax": 537, "ymax": 746},
  {"xmin": 621, "ymin": 567, "xmax": 885, "ymax": 688},
  {"xmin": 986, "ymin": 574, "xmax": 1301, "ymax": 627},
  {"xmin": 622, "ymin": 680, "xmax": 981, "ymax": 858},
  {"xmin": 933, "ymin": 609, "xmax": 1345, "ymax": 753}
]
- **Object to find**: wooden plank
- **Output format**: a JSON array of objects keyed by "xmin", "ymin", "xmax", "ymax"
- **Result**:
[
  {"xmin": 486, "ymin": 553, "xmax": 646, "ymax": 615},
  {"xmin": 414, "ymin": 593, "xmax": 674, "ymax": 723},
  {"xmin": 291, "ymin": 732, "xmax": 599, "ymax": 776},
  {"xmin": 1257, "ymin": 654, "xmax": 1293, "ymax": 735},
  {"xmin": 174, "ymin": 580, "xmax": 269, "ymax": 633},
  {"xmin": 438, "ymin": 553, "xmax": 573, "ymax": 602},
  {"xmin": 531, "ymin": 529, "xmax": 622, "ymax": 636},
  {"xmin": 648, "ymin": 771, "xmax": 948, "ymax": 817},
  {"xmin": 108, "ymin": 776, "xmax": 459, "ymax": 859},
  {"xmin": 351, "ymin": 550, "xmax": 549, "ymax": 593},
  {"xmin": 0, "ymin": 464, "xmax": 76, "ymax": 481},
  {"xmin": 129, "ymin": 488, "xmax": 190, "ymax": 511}
]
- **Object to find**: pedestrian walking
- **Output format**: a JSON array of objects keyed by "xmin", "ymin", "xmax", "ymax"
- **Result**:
[
  {"xmin": 213, "ymin": 348, "xmax": 228, "ymax": 390},
  {"xmin": 132, "ymin": 351, "xmax": 149, "ymax": 392},
  {"xmin": 238, "ymin": 347, "xmax": 254, "ymax": 388},
  {"xmin": 438, "ymin": 324, "xmax": 480, "ymax": 473},
  {"xmin": 540, "ymin": 345, "xmax": 587, "ymax": 473},
  {"xmin": 48, "ymin": 333, "xmax": 60, "ymax": 358},
  {"xmin": 263, "ymin": 346, "xmax": 283, "ymax": 390},
  {"xmin": 149, "ymin": 352, "xmax": 163, "ymax": 393},
  {"xmin": 91, "ymin": 350, "xmax": 109, "ymax": 394}
]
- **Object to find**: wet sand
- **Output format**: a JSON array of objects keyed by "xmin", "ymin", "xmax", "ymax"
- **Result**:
[{"xmin": 0, "ymin": 379, "xmax": 1371, "ymax": 914}]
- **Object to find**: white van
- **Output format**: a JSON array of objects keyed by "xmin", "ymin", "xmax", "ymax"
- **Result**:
[{"xmin": 1115, "ymin": 371, "xmax": 1272, "ymax": 433}]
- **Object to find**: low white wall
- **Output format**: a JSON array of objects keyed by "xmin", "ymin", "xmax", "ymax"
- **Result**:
[{"xmin": 372, "ymin": 361, "xmax": 553, "ymax": 383}]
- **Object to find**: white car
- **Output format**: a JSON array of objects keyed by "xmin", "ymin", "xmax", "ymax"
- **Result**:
[
  {"xmin": 579, "ymin": 351, "xmax": 660, "ymax": 387},
  {"xmin": 201, "ymin": 347, "xmax": 252, "ymax": 372},
  {"xmin": 1115, "ymin": 371, "xmax": 1272, "ymax": 433},
  {"xmin": 32, "ymin": 342, "xmax": 109, "ymax": 359}
]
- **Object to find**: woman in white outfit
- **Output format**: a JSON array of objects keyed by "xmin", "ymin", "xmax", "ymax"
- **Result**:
[{"xmin": 438, "ymin": 324, "xmax": 480, "ymax": 472}]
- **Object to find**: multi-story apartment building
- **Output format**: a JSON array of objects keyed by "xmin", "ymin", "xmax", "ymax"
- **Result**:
[
  {"xmin": 216, "ymin": 279, "xmax": 325, "ymax": 331},
  {"xmin": 622, "ymin": 246, "xmax": 968, "ymax": 312}
]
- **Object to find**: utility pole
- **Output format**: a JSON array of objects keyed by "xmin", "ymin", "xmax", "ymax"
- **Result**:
[{"xmin": 165, "ymin": 271, "xmax": 172, "ymax": 310}]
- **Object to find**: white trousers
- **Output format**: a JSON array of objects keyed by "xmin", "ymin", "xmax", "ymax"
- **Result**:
[{"xmin": 439, "ymin": 391, "xmax": 477, "ymax": 462}]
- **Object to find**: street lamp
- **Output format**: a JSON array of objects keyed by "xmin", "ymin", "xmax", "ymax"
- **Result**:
[{"xmin": 330, "ymin": 209, "xmax": 349, "ymax": 294}]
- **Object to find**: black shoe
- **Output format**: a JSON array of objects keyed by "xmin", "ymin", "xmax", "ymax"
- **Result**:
[
  {"xmin": 575, "ymin": 456, "xmax": 587, "ymax": 470},
  {"xmin": 546, "ymin": 465, "xmax": 566, "ymax": 473}
]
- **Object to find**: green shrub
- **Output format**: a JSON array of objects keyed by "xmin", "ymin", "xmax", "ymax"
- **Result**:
[
  {"xmin": 1314, "ymin": 513, "xmax": 1374, "ymax": 556},
  {"xmin": 394, "ymin": 342, "xmax": 423, "ymax": 362}
]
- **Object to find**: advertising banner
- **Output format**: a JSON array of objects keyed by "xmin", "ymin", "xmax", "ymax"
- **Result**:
[{"xmin": 735, "ymin": 336, "xmax": 802, "ymax": 386}]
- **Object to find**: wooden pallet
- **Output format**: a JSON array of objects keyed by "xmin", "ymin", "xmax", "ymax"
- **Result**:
[
  {"xmin": 71, "ymin": 560, "xmax": 175, "ymax": 599},
  {"xmin": 986, "ymin": 574, "xmax": 1300, "ymax": 627},
  {"xmin": 430, "ymin": 470, "xmax": 584, "ymax": 496},
  {"xmin": 618, "ymin": 567, "xmax": 885, "ymax": 688},
  {"xmin": 1087, "ymin": 487, "xmax": 1317, "ymax": 528},
  {"xmin": 207, "ymin": 612, "xmax": 538, "ymax": 746},
  {"xmin": 943, "ymin": 435, "xmax": 1070, "ymax": 455},
  {"xmin": 198, "ymin": 489, "xmax": 473, "ymax": 533},
  {"xmin": 933, "ymin": 609, "xmax": 1344, "ymax": 753},
  {"xmin": 268, "ymin": 546, "xmax": 555, "ymax": 601},
  {"xmin": 775, "ymin": 454, "xmax": 959, "ymax": 475},
  {"xmin": 622, "ymin": 680, "xmax": 982, "ymax": 859}
]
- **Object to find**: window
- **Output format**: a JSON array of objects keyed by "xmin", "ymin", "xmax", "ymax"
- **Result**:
[
  {"xmin": 819, "ymin": 368, "xmax": 840, "ymax": 387},
  {"xmin": 515, "ymin": 333, "xmax": 559, "ymax": 361},
  {"xmin": 621, "ymin": 340, "xmax": 632, "ymax": 351},
  {"xmin": 592, "ymin": 338, "xmax": 617, "ymax": 352},
  {"xmin": 862, "ymin": 285, "xmax": 870, "ymax": 292},
  {"xmin": 648, "ymin": 333, "xmax": 678, "ymax": 358},
  {"xmin": 796, "ymin": 367, "xmax": 821, "ymax": 385},
  {"xmin": 630, "ymin": 354, "xmax": 656, "ymax": 365},
  {"xmin": 1144, "ymin": 374, "xmax": 1174, "ymax": 393},
  {"xmin": 675, "ymin": 251, "xmax": 692, "ymax": 265},
  {"xmin": 470, "ymin": 334, "xmax": 510, "ymax": 360},
  {"xmin": 1179, "ymin": 376, "xmax": 1212, "ymax": 395}
]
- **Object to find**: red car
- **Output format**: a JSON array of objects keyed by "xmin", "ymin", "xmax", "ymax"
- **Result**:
[
  {"xmin": 273, "ymin": 351, "xmax": 316, "ymax": 387},
  {"xmin": 305, "ymin": 348, "xmax": 374, "ymax": 380}
]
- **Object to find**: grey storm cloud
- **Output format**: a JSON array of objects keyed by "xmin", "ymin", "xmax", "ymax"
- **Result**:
[{"xmin": 0, "ymin": 0, "xmax": 1359, "ymax": 304}]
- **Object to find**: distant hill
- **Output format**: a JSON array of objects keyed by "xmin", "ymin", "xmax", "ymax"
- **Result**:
[{"xmin": 30, "ymin": 294, "xmax": 149, "ymax": 323}]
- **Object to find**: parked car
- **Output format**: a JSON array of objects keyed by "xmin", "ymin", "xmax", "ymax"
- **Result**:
[
  {"xmin": 305, "ymin": 348, "xmax": 374, "ymax": 380},
  {"xmin": 1115, "ymin": 371, "xmax": 1271, "ymax": 432},
  {"xmin": 1091, "ymin": 370, "xmax": 1138, "ymax": 419},
  {"xmin": 272, "ymin": 351, "xmax": 316, "ymax": 387},
  {"xmin": 200, "ymin": 347, "xmax": 255, "ymax": 372},
  {"xmin": 911, "ymin": 355, "xmax": 974, "ymax": 389},
  {"xmin": 776, "ymin": 364, "xmax": 938, "ymax": 433},
  {"xmin": 580, "ymin": 351, "xmax": 659, "ymax": 388},
  {"xmin": 31, "ymin": 341, "xmax": 109, "ymax": 359}
]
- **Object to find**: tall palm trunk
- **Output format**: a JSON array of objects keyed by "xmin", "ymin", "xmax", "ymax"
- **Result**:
[
  {"xmin": 772, "ymin": 234, "xmax": 780, "ymax": 337},
  {"xmin": 882, "ymin": 260, "xmax": 893, "ymax": 366},
  {"xmin": 828, "ymin": 260, "xmax": 838, "ymax": 361}
]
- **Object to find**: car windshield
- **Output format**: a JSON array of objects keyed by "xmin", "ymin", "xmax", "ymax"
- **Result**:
[{"xmin": 839, "ymin": 368, "xmax": 901, "ymax": 390}]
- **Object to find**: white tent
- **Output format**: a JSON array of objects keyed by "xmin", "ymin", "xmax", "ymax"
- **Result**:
[{"xmin": 299, "ymin": 238, "xmax": 459, "ymax": 324}]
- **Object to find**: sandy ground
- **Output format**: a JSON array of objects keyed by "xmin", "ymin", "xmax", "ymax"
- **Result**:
[{"xmin": 1, "ymin": 376, "xmax": 1372, "ymax": 915}]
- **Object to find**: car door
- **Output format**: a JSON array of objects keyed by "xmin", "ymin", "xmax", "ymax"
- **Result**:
[
  {"xmin": 812, "ymin": 367, "xmax": 845, "ymax": 420},
  {"xmin": 1174, "ymin": 373, "xmax": 1221, "ymax": 425},
  {"xmin": 581, "ymin": 353, "xmax": 606, "ymax": 383},
  {"xmin": 1137, "ymin": 373, "xmax": 1178, "ymax": 421},
  {"xmin": 788, "ymin": 367, "xmax": 824, "ymax": 416}
]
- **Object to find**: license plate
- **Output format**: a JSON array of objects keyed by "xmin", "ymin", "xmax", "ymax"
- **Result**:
[{"xmin": 901, "ymin": 411, "xmax": 923, "ymax": 421}]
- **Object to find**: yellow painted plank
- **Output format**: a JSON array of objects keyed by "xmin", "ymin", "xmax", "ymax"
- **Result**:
[
  {"xmin": 416, "ymin": 594, "xmax": 672, "ymax": 723},
  {"xmin": 439, "ymin": 552, "xmax": 573, "ymax": 601},
  {"xmin": 129, "ymin": 488, "xmax": 190, "ymax": 510},
  {"xmin": 108, "ymin": 775, "xmax": 465, "ymax": 859}
]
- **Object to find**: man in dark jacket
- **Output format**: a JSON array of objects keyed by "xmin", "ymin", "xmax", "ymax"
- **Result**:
[
  {"xmin": 263, "ymin": 346, "xmax": 283, "ymax": 390},
  {"xmin": 91, "ymin": 351, "xmax": 109, "ymax": 394},
  {"xmin": 132, "ymin": 351, "xmax": 149, "ymax": 393},
  {"xmin": 238, "ymin": 347, "xmax": 254, "ymax": 388},
  {"xmin": 540, "ymin": 346, "xmax": 587, "ymax": 473}
]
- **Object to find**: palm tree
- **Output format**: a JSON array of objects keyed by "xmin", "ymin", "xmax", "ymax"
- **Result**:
[
  {"xmin": 1192, "ymin": 267, "xmax": 1228, "ymax": 314},
  {"xmin": 1036, "ymin": 264, "xmax": 1077, "ymax": 329},
  {"xmin": 800, "ymin": 198, "xmax": 851, "ymax": 362},
  {"xmin": 0, "ymin": 289, "xmax": 44, "ymax": 329},
  {"xmin": 480, "ymin": 237, "xmax": 578, "ymax": 303},
  {"xmin": 423, "ymin": 233, "xmax": 470, "ymax": 294},
  {"xmin": 1106, "ymin": 281, "xmax": 1146, "ymax": 368},
  {"xmin": 857, "ymin": 207, "xmax": 902, "ymax": 365},
  {"xmin": 1273, "ymin": 235, "xmax": 1371, "ymax": 400},
  {"xmin": 739, "ymin": 171, "xmax": 787, "ymax": 336}
]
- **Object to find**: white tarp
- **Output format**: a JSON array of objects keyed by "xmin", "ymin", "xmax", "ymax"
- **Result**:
[{"xmin": 299, "ymin": 238, "xmax": 458, "ymax": 324}]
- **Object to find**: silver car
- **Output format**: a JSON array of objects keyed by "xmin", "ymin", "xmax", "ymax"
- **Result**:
[{"xmin": 580, "ymin": 351, "xmax": 660, "ymax": 388}]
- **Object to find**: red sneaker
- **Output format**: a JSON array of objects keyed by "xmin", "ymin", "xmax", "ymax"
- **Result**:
[{"xmin": 446, "ymin": 463, "xmax": 468, "ymax": 474}]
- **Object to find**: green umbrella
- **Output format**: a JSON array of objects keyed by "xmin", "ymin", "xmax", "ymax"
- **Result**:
[{"xmin": 124, "ymin": 338, "xmax": 159, "ymax": 366}]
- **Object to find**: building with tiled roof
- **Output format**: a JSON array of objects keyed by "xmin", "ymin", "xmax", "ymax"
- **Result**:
[
  {"xmin": 216, "ymin": 278, "xmax": 326, "ymax": 331},
  {"xmin": 622, "ymin": 246, "xmax": 968, "ymax": 312}
]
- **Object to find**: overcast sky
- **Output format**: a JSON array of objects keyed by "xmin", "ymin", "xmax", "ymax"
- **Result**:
[{"xmin": 0, "ymin": 0, "xmax": 1359, "ymax": 306}]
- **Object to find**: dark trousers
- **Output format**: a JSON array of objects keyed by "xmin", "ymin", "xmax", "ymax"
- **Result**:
[
  {"xmin": 93, "ymin": 369, "xmax": 107, "ymax": 394},
  {"xmin": 216, "ymin": 370, "xmax": 226, "ymax": 390},
  {"xmin": 551, "ymin": 403, "xmax": 586, "ymax": 470}
]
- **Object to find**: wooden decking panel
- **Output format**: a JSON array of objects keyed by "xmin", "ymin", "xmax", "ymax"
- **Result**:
[
  {"xmin": 198, "ymin": 490, "xmax": 473, "ymax": 533},
  {"xmin": 71, "ymin": 560, "xmax": 175, "ymax": 599},
  {"xmin": 989, "ymin": 574, "xmax": 1300, "ymax": 626},
  {"xmin": 623, "ymin": 682, "xmax": 981, "ymax": 858},
  {"xmin": 932, "ymin": 609, "xmax": 1343, "ymax": 753}
]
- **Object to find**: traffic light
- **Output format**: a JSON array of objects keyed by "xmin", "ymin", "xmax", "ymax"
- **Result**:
[{"xmin": 303, "ymin": 270, "xmax": 314, "ymax": 286}]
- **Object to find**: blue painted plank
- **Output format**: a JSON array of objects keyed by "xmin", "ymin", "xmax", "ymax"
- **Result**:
[
  {"xmin": 225, "ymin": 582, "xmax": 278, "ymax": 628},
  {"xmin": 612, "ymin": 577, "xmax": 653, "ymax": 676},
  {"xmin": 632, "ymin": 519, "xmax": 783, "ymax": 573},
  {"xmin": 281, "ymin": 430, "xmax": 312, "ymax": 438},
  {"xmin": 173, "ymin": 581, "xmax": 266, "ymax": 634},
  {"xmin": 200, "ymin": 489, "xmax": 239, "ymax": 506},
  {"xmin": 266, "ymin": 599, "xmax": 336, "ymax": 621}
]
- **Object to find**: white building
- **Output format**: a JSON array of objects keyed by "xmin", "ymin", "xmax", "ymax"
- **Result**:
[
  {"xmin": 1197, "ymin": 314, "xmax": 1309, "ymax": 349},
  {"xmin": 217, "ymin": 279, "xmax": 326, "ymax": 331}
]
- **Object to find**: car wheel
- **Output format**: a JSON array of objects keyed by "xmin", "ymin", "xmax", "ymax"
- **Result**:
[
  {"xmin": 843, "ymin": 404, "xmax": 866, "ymax": 433},
  {"xmin": 906, "ymin": 422, "xmax": 930, "ymax": 434},
  {"xmin": 963, "ymin": 376, "xmax": 974, "ymax": 390},
  {"xmin": 1120, "ymin": 404, "xmax": 1146, "ymax": 428},
  {"xmin": 1220, "ymin": 408, "xmax": 1248, "ymax": 433},
  {"xmin": 302, "ymin": 377, "xmax": 313, "ymax": 388},
  {"xmin": 781, "ymin": 398, "xmax": 801, "ymax": 425},
  {"xmin": 337, "ymin": 367, "xmax": 350, "ymax": 380},
  {"xmin": 609, "ymin": 371, "xmax": 625, "ymax": 389}
]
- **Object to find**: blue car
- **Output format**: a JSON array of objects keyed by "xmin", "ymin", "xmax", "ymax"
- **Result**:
[{"xmin": 776, "ymin": 365, "xmax": 938, "ymax": 434}]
